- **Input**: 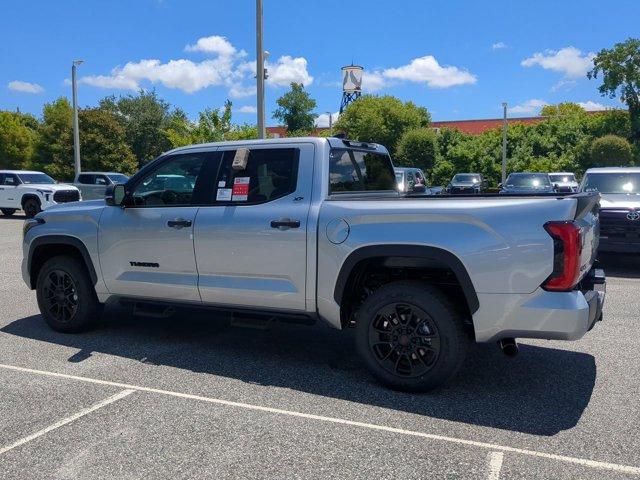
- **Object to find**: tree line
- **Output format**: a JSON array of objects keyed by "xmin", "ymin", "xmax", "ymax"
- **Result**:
[{"xmin": 1, "ymin": 38, "xmax": 638, "ymax": 185}]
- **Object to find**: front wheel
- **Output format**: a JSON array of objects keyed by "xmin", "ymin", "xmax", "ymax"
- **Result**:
[
  {"xmin": 36, "ymin": 255, "xmax": 102, "ymax": 333},
  {"xmin": 1, "ymin": 208, "xmax": 16, "ymax": 216},
  {"xmin": 355, "ymin": 281, "xmax": 469, "ymax": 392},
  {"xmin": 23, "ymin": 199, "xmax": 41, "ymax": 218}
]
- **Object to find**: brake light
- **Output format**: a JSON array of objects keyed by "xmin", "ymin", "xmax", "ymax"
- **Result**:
[{"xmin": 543, "ymin": 221, "xmax": 582, "ymax": 291}]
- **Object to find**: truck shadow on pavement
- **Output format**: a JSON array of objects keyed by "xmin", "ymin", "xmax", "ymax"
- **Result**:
[{"xmin": 2, "ymin": 309, "xmax": 596, "ymax": 437}]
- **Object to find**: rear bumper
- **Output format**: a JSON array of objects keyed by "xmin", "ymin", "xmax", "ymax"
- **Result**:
[
  {"xmin": 473, "ymin": 269, "xmax": 605, "ymax": 343},
  {"xmin": 598, "ymin": 238, "xmax": 640, "ymax": 253}
]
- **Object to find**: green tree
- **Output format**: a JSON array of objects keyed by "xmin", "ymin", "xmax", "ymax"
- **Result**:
[
  {"xmin": 225, "ymin": 124, "xmax": 258, "ymax": 141},
  {"xmin": 100, "ymin": 90, "xmax": 173, "ymax": 167},
  {"xmin": 272, "ymin": 83, "xmax": 317, "ymax": 134},
  {"xmin": 0, "ymin": 111, "xmax": 39, "ymax": 169},
  {"xmin": 588, "ymin": 38, "xmax": 640, "ymax": 143},
  {"xmin": 589, "ymin": 135, "xmax": 634, "ymax": 167},
  {"xmin": 395, "ymin": 128, "xmax": 438, "ymax": 173},
  {"xmin": 540, "ymin": 102, "xmax": 586, "ymax": 117},
  {"xmin": 78, "ymin": 107, "xmax": 138, "ymax": 175},
  {"xmin": 191, "ymin": 100, "xmax": 233, "ymax": 143},
  {"xmin": 34, "ymin": 97, "xmax": 74, "ymax": 180},
  {"xmin": 164, "ymin": 109, "xmax": 194, "ymax": 148},
  {"xmin": 334, "ymin": 95, "xmax": 430, "ymax": 155}
]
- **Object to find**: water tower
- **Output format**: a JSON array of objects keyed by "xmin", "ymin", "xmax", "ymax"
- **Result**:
[{"xmin": 340, "ymin": 64, "xmax": 363, "ymax": 113}]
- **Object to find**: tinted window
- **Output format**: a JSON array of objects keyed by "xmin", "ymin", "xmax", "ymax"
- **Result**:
[
  {"xmin": 453, "ymin": 174, "xmax": 480, "ymax": 183},
  {"xmin": 131, "ymin": 153, "xmax": 207, "ymax": 206},
  {"xmin": 582, "ymin": 172, "xmax": 640, "ymax": 194},
  {"xmin": 549, "ymin": 174, "xmax": 576, "ymax": 183},
  {"xmin": 505, "ymin": 173, "xmax": 552, "ymax": 188},
  {"xmin": 2, "ymin": 174, "xmax": 19, "ymax": 186},
  {"xmin": 107, "ymin": 174, "xmax": 130, "ymax": 184},
  {"xmin": 214, "ymin": 148, "xmax": 298, "ymax": 204},
  {"xmin": 329, "ymin": 149, "xmax": 396, "ymax": 193},
  {"xmin": 77, "ymin": 174, "xmax": 95, "ymax": 185},
  {"xmin": 17, "ymin": 173, "xmax": 56, "ymax": 184},
  {"xmin": 95, "ymin": 176, "xmax": 108, "ymax": 185}
]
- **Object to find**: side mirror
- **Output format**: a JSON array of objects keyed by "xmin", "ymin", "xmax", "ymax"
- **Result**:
[
  {"xmin": 498, "ymin": 183, "xmax": 503, "ymax": 188},
  {"xmin": 105, "ymin": 184, "xmax": 126, "ymax": 206}
]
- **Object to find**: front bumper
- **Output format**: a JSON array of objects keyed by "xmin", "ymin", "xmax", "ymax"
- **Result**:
[{"xmin": 473, "ymin": 268, "xmax": 605, "ymax": 343}]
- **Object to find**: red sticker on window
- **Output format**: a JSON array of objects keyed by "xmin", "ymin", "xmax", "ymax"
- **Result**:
[{"xmin": 232, "ymin": 182, "xmax": 249, "ymax": 201}]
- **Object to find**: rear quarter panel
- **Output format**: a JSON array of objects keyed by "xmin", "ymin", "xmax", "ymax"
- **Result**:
[{"xmin": 317, "ymin": 196, "xmax": 577, "ymax": 328}]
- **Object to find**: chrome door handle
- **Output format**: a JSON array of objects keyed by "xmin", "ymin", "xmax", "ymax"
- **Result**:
[
  {"xmin": 270, "ymin": 219, "xmax": 300, "ymax": 229},
  {"xmin": 167, "ymin": 218, "xmax": 192, "ymax": 229}
]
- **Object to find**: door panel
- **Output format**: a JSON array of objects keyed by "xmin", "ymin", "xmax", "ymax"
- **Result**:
[
  {"xmin": 98, "ymin": 151, "xmax": 216, "ymax": 302},
  {"xmin": 194, "ymin": 144, "xmax": 314, "ymax": 311},
  {"xmin": 99, "ymin": 206, "xmax": 200, "ymax": 301}
]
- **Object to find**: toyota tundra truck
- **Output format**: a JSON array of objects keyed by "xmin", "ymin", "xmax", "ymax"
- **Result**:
[{"xmin": 21, "ymin": 137, "xmax": 605, "ymax": 391}]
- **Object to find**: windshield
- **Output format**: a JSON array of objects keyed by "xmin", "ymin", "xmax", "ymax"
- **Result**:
[
  {"xmin": 107, "ymin": 174, "xmax": 130, "ymax": 184},
  {"xmin": 505, "ymin": 173, "xmax": 552, "ymax": 188},
  {"xmin": 549, "ymin": 174, "xmax": 576, "ymax": 183},
  {"xmin": 582, "ymin": 172, "xmax": 640, "ymax": 194},
  {"xmin": 17, "ymin": 173, "xmax": 56, "ymax": 184},
  {"xmin": 453, "ymin": 174, "xmax": 480, "ymax": 183}
]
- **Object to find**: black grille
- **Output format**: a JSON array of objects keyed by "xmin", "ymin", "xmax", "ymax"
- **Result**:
[
  {"xmin": 53, "ymin": 190, "xmax": 80, "ymax": 203},
  {"xmin": 599, "ymin": 209, "xmax": 640, "ymax": 240}
]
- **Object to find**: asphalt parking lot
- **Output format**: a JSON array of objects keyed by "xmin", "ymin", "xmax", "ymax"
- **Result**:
[{"xmin": 0, "ymin": 215, "xmax": 639, "ymax": 479}]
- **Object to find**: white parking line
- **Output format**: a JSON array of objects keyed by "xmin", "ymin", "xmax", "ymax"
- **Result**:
[
  {"xmin": 486, "ymin": 451, "xmax": 504, "ymax": 480},
  {"xmin": 0, "ymin": 388, "xmax": 134, "ymax": 455},
  {"xmin": 0, "ymin": 363, "xmax": 639, "ymax": 476}
]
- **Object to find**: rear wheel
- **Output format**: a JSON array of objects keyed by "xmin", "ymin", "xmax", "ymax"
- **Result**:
[
  {"xmin": 23, "ymin": 198, "xmax": 41, "ymax": 218},
  {"xmin": 355, "ymin": 281, "xmax": 469, "ymax": 392},
  {"xmin": 1, "ymin": 208, "xmax": 16, "ymax": 216},
  {"xmin": 36, "ymin": 255, "xmax": 102, "ymax": 333}
]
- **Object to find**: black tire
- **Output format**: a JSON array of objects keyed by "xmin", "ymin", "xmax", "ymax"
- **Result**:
[
  {"xmin": 23, "ymin": 198, "xmax": 41, "ymax": 219},
  {"xmin": 36, "ymin": 255, "xmax": 102, "ymax": 333},
  {"xmin": 355, "ymin": 281, "xmax": 469, "ymax": 392},
  {"xmin": 1, "ymin": 208, "xmax": 16, "ymax": 216}
]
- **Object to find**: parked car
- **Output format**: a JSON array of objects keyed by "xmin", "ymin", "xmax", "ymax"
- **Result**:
[
  {"xmin": 73, "ymin": 172, "xmax": 130, "ymax": 200},
  {"xmin": 0, "ymin": 170, "xmax": 81, "ymax": 218},
  {"xmin": 549, "ymin": 172, "xmax": 579, "ymax": 192},
  {"xmin": 581, "ymin": 167, "xmax": 640, "ymax": 253},
  {"xmin": 500, "ymin": 172, "xmax": 556, "ymax": 194},
  {"xmin": 394, "ymin": 167, "xmax": 436, "ymax": 195},
  {"xmin": 21, "ymin": 137, "xmax": 604, "ymax": 392},
  {"xmin": 445, "ymin": 173, "xmax": 485, "ymax": 194}
]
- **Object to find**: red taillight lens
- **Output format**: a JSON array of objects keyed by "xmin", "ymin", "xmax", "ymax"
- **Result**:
[{"xmin": 543, "ymin": 221, "xmax": 582, "ymax": 291}]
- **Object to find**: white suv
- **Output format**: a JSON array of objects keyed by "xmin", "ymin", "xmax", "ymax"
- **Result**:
[{"xmin": 0, "ymin": 170, "xmax": 81, "ymax": 218}]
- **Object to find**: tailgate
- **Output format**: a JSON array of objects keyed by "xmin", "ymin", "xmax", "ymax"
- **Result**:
[{"xmin": 573, "ymin": 192, "xmax": 600, "ymax": 282}]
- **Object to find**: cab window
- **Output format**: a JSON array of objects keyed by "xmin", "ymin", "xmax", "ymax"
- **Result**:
[
  {"xmin": 329, "ymin": 149, "xmax": 396, "ymax": 193},
  {"xmin": 213, "ymin": 148, "xmax": 299, "ymax": 204},
  {"xmin": 77, "ymin": 174, "xmax": 95, "ymax": 185},
  {"xmin": 2, "ymin": 174, "xmax": 19, "ymax": 186},
  {"xmin": 130, "ymin": 153, "xmax": 207, "ymax": 206}
]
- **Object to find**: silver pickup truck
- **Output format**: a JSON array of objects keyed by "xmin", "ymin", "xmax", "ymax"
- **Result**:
[{"xmin": 21, "ymin": 137, "xmax": 605, "ymax": 391}]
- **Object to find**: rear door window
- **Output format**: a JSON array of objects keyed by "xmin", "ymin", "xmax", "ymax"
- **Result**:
[
  {"xmin": 77, "ymin": 174, "xmax": 95, "ymax": 185},
  {"xmin": 329, "ymin": 149, "xmax": 396, "ymax": 193},
  {"xmin": 213, "ymin": 148, "xmax": 299, "ymax": 204},
  {"xmin": 2, "ymin": 174, "xmax": 19, "ymax": 186}
]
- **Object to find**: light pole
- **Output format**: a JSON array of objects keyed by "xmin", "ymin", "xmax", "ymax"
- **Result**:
[
  {"xmin": 256, "ymin": 0, "xmax": 266, "ymax": 139},
  {"xmin": 325, "ymin": 111, "xmax": 333, "ymax": 135},
  {"xmin": 501, "ymin": 102, "xmax": 508, "ymax": 184},
  {"xmin": 72, "ymin": 60, "xmax": 84, "ymax": 177}
]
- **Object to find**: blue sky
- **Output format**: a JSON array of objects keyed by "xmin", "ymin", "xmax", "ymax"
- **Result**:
[{"xmin": 1, "ymin": 0, "xmax": 638, "ymax": 126}]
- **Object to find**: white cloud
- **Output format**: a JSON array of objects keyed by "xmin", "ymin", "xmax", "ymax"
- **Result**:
[
  {"xmin": 8, "ymin": 80, "xmax": 44, "ymax": 93},
  {"xmin": 184, "ymin": 35, "xmax": 237, "ymax": 57},
  {"xmin": 521, "ymin": 46, "xmax": 594, "ymax": 78},
  {"xmin": 315, "ymin": 111, "xmax": 339, "ymax": 128},
  {"xmin": 578, "ymin": 101, "xmax": 610, "ymax": 111},
  {"xmin": 492, "ymin": 42, "xmax": 507, "ymax": 50},
  {"xmin": 266, "ymin": 56, "xmax": 313, "ymax": 87},
  {"xmin": 78, "ymin": 35, "xmax": 312, "ymax": 97},
  {"xmin": 508, "ymin": 99, "xmax": 549, "ymax": 115},
  {"xmin": 236, "ymin": 105, "xmax": 257, "ymax": 113},
  {"xmin": 383, "ymin": 55, "xmax": 477, "ymax": 88},
  {"xmin": 362, "ymin": 71, "xmax": 387, "ymax": 92},
  {"xmin": 550, "ymin": 79, "xmax": 577, "ymax": 92}
]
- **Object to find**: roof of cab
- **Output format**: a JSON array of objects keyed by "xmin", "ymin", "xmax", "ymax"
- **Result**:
[
  {"xmin": 0, "ymin": 170, "xmax": 43, "ymax": 174},
  {"xmin": 585, "ymin": 167, "xmax": 640, "ymax": 173}
]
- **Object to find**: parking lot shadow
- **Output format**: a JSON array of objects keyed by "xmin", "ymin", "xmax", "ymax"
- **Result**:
[{"xmin": 2, "ymin": 309, "xmax": 596, "ymax": 437}]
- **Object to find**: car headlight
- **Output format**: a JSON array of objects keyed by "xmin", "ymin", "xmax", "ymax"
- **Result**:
[{"xmin": 23, "ymin": 217, "xmax": 45, "ymax": 239}]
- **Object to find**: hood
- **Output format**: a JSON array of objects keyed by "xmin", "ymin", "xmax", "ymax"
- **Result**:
[
  {"xmin": 599, "ymin": 193, "xmax": 640, "ymax": 210},
  {"xmin": 553, "ymin": 181, "xmax": 579, "ymax": 187},
  {"xmin": 451, "ymin": 182, "xmax": 479, "ymax": 187},
  {"xmin": 43, "ymin": 198, "xmax": 105, "ymax": 213},
  {"xmin": 19, "ymin": 183, "xmax": 79, "ymax": 192},
  {"xmin": 502, "ymin": 185, "xmax": 554, "ymax": 192}
]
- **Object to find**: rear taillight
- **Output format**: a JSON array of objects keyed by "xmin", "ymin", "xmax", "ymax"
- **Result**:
[{"xmin": 543, "ymin": 221, "xmax": 582, "ymax": 291}]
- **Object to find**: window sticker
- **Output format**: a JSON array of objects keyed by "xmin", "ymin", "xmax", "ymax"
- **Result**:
[
  {"xmin": 218, "ymin": 180, "xmax": 226, "ymax": 187},
  {"xmin": 232, "ymin": 177, "xmax": 250, "ymax": 201},
  {"xmin": 216, "ymin": 188, "xmax": 232, "ymax": 201}
]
